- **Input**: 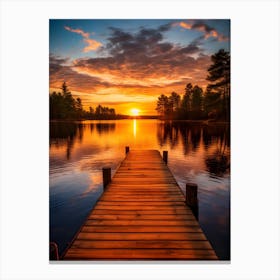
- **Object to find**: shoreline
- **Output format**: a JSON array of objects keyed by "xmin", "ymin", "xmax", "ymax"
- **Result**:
[{"xmin": 50, "ymin": 119, "xmax": 229, "ymax": 125}]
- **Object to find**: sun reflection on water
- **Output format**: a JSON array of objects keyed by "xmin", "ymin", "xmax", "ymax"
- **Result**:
[{"xmin": 133, "ymin": 119, "xmax": 137, "ymax": 137}]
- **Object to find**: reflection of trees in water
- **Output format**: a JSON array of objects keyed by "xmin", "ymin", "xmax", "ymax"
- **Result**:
[
  {"xmin": 50, "ymin": 122, "xmax": 80, "ymax": 160},
  {"xmin": 190, "ymin": 126, "xmax": 201, "ymax": 151},
  {"xmin": 90, "ymin": 123, "xmax": 94, "ymax": 133},
  {"xmin": 50, "ymin": 122, "xmax": 78, "ymax": 140},
  {"xmin": 77, "ymin": 123, "xmax": 84, "ymax": 143},
  {"xmin": 66, "ymin": 137, "xmax": 74, "ymax": 160},
  {"xmin": 50, "ymin": 122, "xmax": 116, "ymax": 159},
  {"xmin": 205, "ymin": 153, "xmax": 230, "ymax": 175},
  {"xmin": 203, "ymin": 125, "xmax": 230, "ymax": 175},
  {"xmin": 177, "ymin": 124, "xmax": 191, "ymax": 155},
  {"xmin": 95, "ymin": 123, "xmax": 116, "ymax": 135},
  {"xmin": 202, "ymin": 127, "xmax": 211, "ymax": 149},
  {"xmin": 157, "ymin": 122, "xmax": 230, "ymax": 175},
  {"xmin": 202, "ymin": 125, "xmax": 230, "ymax": 150},
  {"xmin": 157, "ymin": 122, "xmax": 202, "ymax": 153},
  {"xmin": 157, "ymin": 122, "xmax": 179, "ymax": 148}
]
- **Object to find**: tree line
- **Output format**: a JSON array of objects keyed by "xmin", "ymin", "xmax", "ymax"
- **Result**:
[
  {"xmin": 50, "ymin": 82, "xmax": 118, "ymax": 120},
  {"xmin": 156, "ymin": 49, "xmax": 230, "ymax": 121}
]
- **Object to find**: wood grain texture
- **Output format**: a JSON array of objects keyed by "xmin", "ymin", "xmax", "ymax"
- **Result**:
[{"xmin": 63, "ymin": 150, "xmax": 217, "ymax": 260}]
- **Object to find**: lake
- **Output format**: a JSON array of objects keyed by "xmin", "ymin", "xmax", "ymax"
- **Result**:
[{"xmin": 49, "ymin": 119, "xmax": 230, "ymax": 260}]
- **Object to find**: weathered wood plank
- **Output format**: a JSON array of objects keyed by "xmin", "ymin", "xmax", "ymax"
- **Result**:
[
  {"xmin": 91, "ymin": 209, "xmax": 191, "ymax": 215},
  {"xmin": 107, "ymin": 187, "xmax": 180, "ymax": 191},
  {"xmin": 88, "ymin": 214, "xmax": 195, "ymax": 220},
  {"xmin": 99, "ymin": 199, "xmax": 185, "ymax": 202},
  {"xmin": 109, "ymin": 180, "xmax": 178, "ymax": 185},
  {"xmin": 104, "ymin": 191, "xmax": 182, "ymax": 195},
  {"xmin": 96, "ymin": 201, "xmax": 186, "ymax": 206},
  {"xmin": 71, "ymin": 240, "xmax": 212, "ymax": 249},
  {"xmin": 76, "ymin": 232, "xmax": 207, "ymax": 241},
  {"xmin": 108, "ymin": 183, "xmax": 177, "ymax": 186},
  {"xmin": 85, "ymin": 219, "xmax": 200, "ymax": 226},
  {"xmin": 94, "ymin": 205, "xmax": 190, "ymax": 211},
  {"xmin": 64, "ymin": 248, "xmax": 217, "ymax": 260},
  {"xmin": 81, "ymin": 225, "xmax": 202, "ymax": 233},
  {"xmin": 103, "ymin": 191, "xmax": 182, "ymax": 195},
  {"xmin": 100, "ymin": 196, "xmax": 184, "ymax": 200}
]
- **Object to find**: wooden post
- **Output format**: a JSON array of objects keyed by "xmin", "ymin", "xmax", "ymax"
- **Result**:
[
  {"xmin": 50, "ymin": 242, "xmax": 59, "ymax": 260},
  {"xmin": 186, "ymin": 183, "xmax": 198, "ymax": 219},
  {"xmin": 125, "ymin": 146, "xmax": 130, "ymax": 154},
  {"xmin": 102, "ymin": 167, "xmax": 111, "ymax": 188},
  {"xmin": 163, "ymin": 150, "xmax": 168, "ymax": 164}
]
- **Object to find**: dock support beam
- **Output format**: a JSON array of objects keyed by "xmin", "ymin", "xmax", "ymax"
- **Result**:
[
  {"xmin": 186, "ymin": 183, "xmax": 198, "ymax": 220},
  {"xmin": 102, "ymin": 167, "xmax": 111, "ymax": 188},
  {"xmin": 125, "ymin": 146, "xmax": 130, "ymax": 154},
  {"xmin": 163, "ymin": 151, "xmax": 168, "ymax": 164}
]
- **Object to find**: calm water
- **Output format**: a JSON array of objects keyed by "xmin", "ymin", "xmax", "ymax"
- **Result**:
[{"xmin": 49, "ymin": 119, "xmax": 230, "ymax": 260}]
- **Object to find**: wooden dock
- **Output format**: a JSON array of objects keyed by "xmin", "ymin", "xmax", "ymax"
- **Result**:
[{"xmin": 63, "ymin": 150, "xmax": 217, "ymax": 260}]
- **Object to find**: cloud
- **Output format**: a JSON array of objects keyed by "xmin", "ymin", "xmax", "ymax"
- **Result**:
[
  {"xmin": 64, "ymin": 26, "xmax": 90, "ymax": 38},
  {"xmin": 49, "ymin": 54, "xmax": 69, "ymax": 65},
  {"xmin": 157, "ymin": 22, "xmax": 173, "ymax": 32},
  {"xmin": 64, "ymin": 26, "xmax": 102, "ymax": 52},
  {"xmin": 49, "ymin": 53, "xmax": 112, "ymax": 92},
  {"xmin": 50, "ymin": 24, "xmax": 213, "ymax": 107},
  {"xmin": 49, "ymin": 54, "xmax": 70, "ymax": 75},
  {"xmin": 178, "ymin": 22, "xmax": 192, "ymax": 29},
  {"xmin": 176, "ymin": 20, "xmax": 229, "ymax": 42},
  {"xmin": 71, "ymin": 25, "xmax": 209, "ymax": 88}
]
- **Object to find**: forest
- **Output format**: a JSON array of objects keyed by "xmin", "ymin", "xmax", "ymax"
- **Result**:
[
  {"xmin": 155, "ymin": 49, "xmax": 230, "ymax": 121},
  {"xmin": 49, "ymin": 82, "xmax": 119, "ymax": 120}
]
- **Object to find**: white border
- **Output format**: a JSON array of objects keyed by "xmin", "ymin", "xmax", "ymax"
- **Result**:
[{"xmin": 1, "ymin": 0, "xmax": 279, "ymax": 279}]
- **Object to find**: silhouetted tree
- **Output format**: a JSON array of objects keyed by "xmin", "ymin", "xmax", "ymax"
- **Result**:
[
  {"xmin": 50, "ymin": 91, "xmax": 65, "ymax": 119},
  {"xmin": 50, "ymin": 82, "xmax": 83, "ymax": 119},
  {"xmin": 204, "ymin": 85, "xmax": 221, "ymax": 119},
  {"xmin": 109, "ymin": 108, "xmax": 115, "ymax": 115},
  {"xmin": 192, "ymin": 85, "xmax": 203, "ymax": 112},
  {"xmin": 168, "ymin": 92, "xmax": 181, "ymax": 113},
  {"xmin": 50, "ymin": 82, "xmax": 118, "ymax": 120},
  {"xmin": 156, "ymin": 84, "xmax": 205, "ymax": 120},
  {"xmin": 94, "ymin": 104, "xmax": 117, "ymax": 119},
  {"xmin": 61, "ymin": 82, "xmax": 76, "ymax": 118},
  {"xmin": 156, "ymin": 94, "xmax": 169, "ymax": 118},
  {"xmin": 181, "ymin": 83, "xmax": 192, "ymax": 113},
  {"xmin": 206, "ymin": 49, "xmax": 230, "ymax": 121},
  {"xmin": 75, "ymin": 97, "xmax": 83, "ymax": 119}
]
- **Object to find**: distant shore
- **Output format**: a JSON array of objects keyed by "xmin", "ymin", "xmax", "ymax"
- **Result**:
[{"xmin": 50, "ymin": 118, "xmax": 229, "ymax": 125}]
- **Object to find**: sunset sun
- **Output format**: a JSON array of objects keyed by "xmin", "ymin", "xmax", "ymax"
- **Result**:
[{"xmin": 130, "ymin": 108, "xmax": 140, "ymax": 116}]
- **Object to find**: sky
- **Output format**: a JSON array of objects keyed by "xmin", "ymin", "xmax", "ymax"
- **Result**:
[{"xmin": 49, "ymin": 19, "xmax": 230, "ymax": 115}]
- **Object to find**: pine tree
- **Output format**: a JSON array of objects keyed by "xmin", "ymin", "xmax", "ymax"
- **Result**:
[{"xmin": 206, "ymin": 49, "xmax": 230, "ymax": 120}]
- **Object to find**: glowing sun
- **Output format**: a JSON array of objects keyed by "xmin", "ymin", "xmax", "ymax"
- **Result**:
[{"xmin": 130, "ymin": 108, "xmax": 140, "ymax": 116}]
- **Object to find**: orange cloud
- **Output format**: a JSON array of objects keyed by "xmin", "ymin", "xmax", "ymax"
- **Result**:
[
  {"xmin": 177, "ymin": 21, "xmax": 228, "ymax": 41},
  {"xmin": 64, "ymin": 26, "xmax": 102, "ymax": 52},
  {"xmin": 64, "ymin": 26, "xmax": 90, "ymax": 38},
  {"xmin": 179, "ymin": 22, "xmax": 192, "ymax": 29},
  {"xmin": 83, "ymin": 38, "xmax": 102, "ymax": 52}
]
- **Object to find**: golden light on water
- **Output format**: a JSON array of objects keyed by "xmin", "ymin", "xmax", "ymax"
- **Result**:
[{"xmin": 133, "ymin": 119, "xmax": 137, "ymax": 137}]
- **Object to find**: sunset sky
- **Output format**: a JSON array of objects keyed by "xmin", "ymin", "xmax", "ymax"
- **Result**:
[{"xmin": 50, "ymin": 19, "xmax": 230, "ymax": 115}]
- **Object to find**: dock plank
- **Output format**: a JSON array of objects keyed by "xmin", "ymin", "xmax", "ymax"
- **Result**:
[
  {"xmin": 63, "ymin": 150, "xmax": 217, "ymax": 260},
  {"xmin": 64, "ymin": 248, "xmax": 217, "ymax": 260},
  {"xmin": 70, "ymin": 240, "xmax": 212, "ymax": 249}
]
